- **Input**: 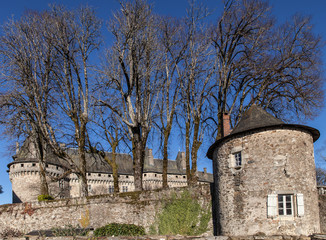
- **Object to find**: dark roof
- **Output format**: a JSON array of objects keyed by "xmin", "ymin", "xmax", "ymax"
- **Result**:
[
  {"xmin": 207, "ymin": 104, "xmax": 320, "ymax": 159},
  {"xmin": 9, "ymin": 140, "xmax": 213, "ymax": 182},
  {"xmin": 230, "ymin": 104, "xmax": 284, "ymax": 135}
]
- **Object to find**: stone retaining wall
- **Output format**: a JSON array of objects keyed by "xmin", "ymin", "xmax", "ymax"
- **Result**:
[{"xmin": 0, "ymin": 185, "xmax": 213, "ymax": 236}]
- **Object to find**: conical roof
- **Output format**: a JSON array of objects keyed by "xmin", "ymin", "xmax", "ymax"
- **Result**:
[
  {"xmin": 230, "ymin": 104, "xmax": 284, "ymax": 135},
  {"xmin": 207, "ymin": 104, "xmax": 320, "ymax": 159}
]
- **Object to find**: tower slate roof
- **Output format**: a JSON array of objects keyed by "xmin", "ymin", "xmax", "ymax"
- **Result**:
[
  {"xmin": 230, "ymin": 104, "xmax": 284, "ymax": 135},
  {"xmin": 207, "ymin": 104, "xmax": 320, "ymax": 159}
]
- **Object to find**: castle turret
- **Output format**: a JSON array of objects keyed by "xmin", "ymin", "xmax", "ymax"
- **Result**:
[{"xmin": 207, "ymin": 105, "xmax": 320, "ymax": 236}]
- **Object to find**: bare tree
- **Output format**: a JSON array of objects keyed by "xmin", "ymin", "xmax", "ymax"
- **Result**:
[
  {"xmin": 91, "ymin": 106, "xmax": 127, "ymax": 193},
  {"xmin": 316, "ymin": 167, "xmax": 326, "ymax": 186},
  {"xmin": 100, "ymin": 0, "xmax": 162, "ymax": 191},
  {"xmin": 180, "ymin": 1, "xmax": 215, "ymax": 186},
  {"xmin": 210, "ymin": 0, "xmax": 324, "ymax": 137},
  {"xmin": 156, "ymin": 17, "xmax": 185, "ymax": 188},
  {"xmin": 0, "ymin": 6, "xmax": 101, "ymax": 197},
  {"xmin": 0, "ymin": 11, "xmax": 58, "ymax": 196}
]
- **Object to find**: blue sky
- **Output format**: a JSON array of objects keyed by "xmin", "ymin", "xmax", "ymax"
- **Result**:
[{"xmin": 0, "ymin": 0, "xmax": 326, "ymax": 204}]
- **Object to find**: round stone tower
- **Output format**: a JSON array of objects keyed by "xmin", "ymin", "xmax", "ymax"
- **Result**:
[
  {"xmin": 8, "ymin": 139, "xmax": 68, "ymax": 203},
  {"xmin": 207, "ymin": 105, "xmax": 320, "ymax": 236}
]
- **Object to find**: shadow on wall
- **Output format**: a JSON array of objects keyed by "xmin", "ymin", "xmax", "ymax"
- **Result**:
[{"xmin": 12, "ymin": 191, "xmax": 22, "ymax": 203}]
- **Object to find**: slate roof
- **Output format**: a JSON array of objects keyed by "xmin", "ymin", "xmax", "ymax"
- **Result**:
[
  {"xmin": 9, "ymin": 139, "xmax": 213, "ymax": 183},
  {"xmin": 230, "ymin": 104, "xmax": 284, "ymax": 135},
  {"xmin": 207, "ymin": 104, "xmax": 320, "ymax": 159}
]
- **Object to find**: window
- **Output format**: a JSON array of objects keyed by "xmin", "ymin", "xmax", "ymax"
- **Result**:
[
  {"xmin": 98, "ymin": 174, "xmax": 101, "ymax": 177},
  {"xmin": 32, "ymin": 163, "xmax": 36, "ymax": 167},
  {"xmin": 278, "ymin": 194, "xmax": 293, "ymax": 216},
  {"xmin": 267, "ymin": 193, "xmax": 304, "ymax": 218},
  {"xmin": 122, "ymin": 186, "xmax": 128, "ymax": 192},
  {"xmin": 59, "ymin": 180, "xmax": 64, "ymax": 189},
  {"xmin": 108, "ymin": 186, "xmax": 114, "ymax": 193},
  {"xmin": 234, "ymin": 152, "xmax": 242, "ymax": 168},
  {"xmin": 88, "ymin": 185, "xmax": 92, "ymax": 191},
  {"xmin": 21, "ymin": 164, "xmax": 24, "ymax": 167},
  {"xmin": 126, "ymin": 175, "xmax": 129, "ymax": 178}
]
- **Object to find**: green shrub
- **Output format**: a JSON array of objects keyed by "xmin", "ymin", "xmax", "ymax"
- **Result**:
[
  {"xmin": 94, "ymin": 223, "xmax": 145, "ymax": 237},
  {"xmin": 37, "ymin": 194, "xmax": 54, "ymax": 201},
  {"xmin": 154, "ymin": 190, "xmax": 211, "ymax": 236}
]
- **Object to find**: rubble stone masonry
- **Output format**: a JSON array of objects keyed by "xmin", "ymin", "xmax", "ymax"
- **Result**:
[
  {"xmin": 0, "ymin": 185, "xmax": 212, "ymax": 235},
  {"xmin": 213, "ymin": 128, "xmax": 320, "ymax": 236}
]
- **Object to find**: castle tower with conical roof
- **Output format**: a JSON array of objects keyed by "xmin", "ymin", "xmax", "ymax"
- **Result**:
[{"xmin": 207, "ymin": 105, "xmax": 320, "ymax": 236}]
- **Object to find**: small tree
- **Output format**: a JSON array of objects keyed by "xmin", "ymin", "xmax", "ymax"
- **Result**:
[{"xmin": 316, "ymin": 167, "xmax": 326, "ymax": 186}]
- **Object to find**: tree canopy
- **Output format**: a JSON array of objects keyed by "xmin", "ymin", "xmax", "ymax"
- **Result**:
[{"xmin": 0, "ymin": 0, "xmax": 324, "ymax": 194}]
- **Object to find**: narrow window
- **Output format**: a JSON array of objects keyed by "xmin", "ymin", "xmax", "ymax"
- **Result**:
[
  {"xmin": 98, "ymin": 174, "xmax": 101, "ymax": 177},
  {"xmin": 108, "ymin": 186, "xmax": 114, "ymax": 193},
  {"xmin": 21, "ymin": 164, "xmax": 24, "ymax": 167},
  {"xmin": 59, "ymin": 180, "xmax": 64, "ymax": 189},
  {"xmin": 108, "ymin": 174, "xmax": 111, "ymax": 177},
  {"xmin": 144, "ymin": 174, "xmax": 147, "ymax": 177},
  {"xmin": 155, "ymin": 174, "xmax": 157, "ymax": 177},
  {"xmin": 234, "ymin": 152, "xmax": 242, "ymax": 168},
  {"xmin": 183, "ymin": 176, "xmax": 186, "ymax": 179},
  {"xmin": 88, "ymin": 185, "xmax": 92, "ymax": 191},
  {"xmin": 122, "ymin": 186, "xmax": 128, "ymax": 192},
  {"xmin": 88, "ymin": 173, "xmax": 91, "ymax": 176},
  {"xmin": 278, "ymin": 194, "xmax": 293, "ymax": 216},
  {"xmin": 126, "ymin": 175, "xmax": 129, "ymax": 178},
  {"xmin": 32, "ymin": 163, "xmax": 36, "ymax": 167}
]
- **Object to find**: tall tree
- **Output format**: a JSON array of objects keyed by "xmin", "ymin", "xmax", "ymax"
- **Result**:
[
  {"xmin": 46, "ymin": 5, "xmax": 101, "ymax": 197},
  {"xmin": 0, "ymin": 11, "xmax": 58, "ymax": 196},
  {"xmin": 101, "ymin": 0, "xmax": 162, "ymax": 191},
  {"xmin": 211, "ymin": 0, "xmax": 324, "ymax": 137},
  {"xmin": 181, "ymin": 1, "xmax": 215, "ymax": 186},
  {"xmin": 0, "ymin": 6, "xmax": 101, "ymax": 197},
  {"xmin": 156, "ymin": 17, "xmax": 185, "ymax": 188}
]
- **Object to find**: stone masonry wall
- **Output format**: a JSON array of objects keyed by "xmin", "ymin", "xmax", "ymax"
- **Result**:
[
  {"xmin": 213, "ymin": 128, "xmax": 320, "ymax": 236},
  {"xmin": 0, "ymin": 185, "xmax": 212, "ymax": 236},
  {"xmin": 319, "ymin": 194, "xmax": 326, "ymax": 233}
]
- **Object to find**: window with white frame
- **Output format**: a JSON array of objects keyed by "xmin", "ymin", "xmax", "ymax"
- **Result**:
[
  {"xmin": 267, "ymin": 193, "xmax": 304, "ymax": 218},
  {"xmin": 278, "ymin": 194, "xmax": 293, "ymax": 216},
  {"xmin": 122, "ymin": 186, "xmax": 128, "ymax": 192},
  {"xmin": 108, "ymin": 186, "xmax": 114, "ymax": 193}
]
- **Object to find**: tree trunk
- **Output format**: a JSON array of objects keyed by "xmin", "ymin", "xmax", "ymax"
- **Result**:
[
  {"xmin": 185, "ymin": 120, "xmax": 191, "ymax": 185},
  {"xmin": 132, "ymin": 126, "xmax": 143, "ymax": 191},
  {"xmin": 111, "ymin": 145, "xmax": 119, "ymax": 193},
  {"xmin": 162, "ymin": 129, "xmax": 170, "ymax": 189},
  {"xmin": 36, "ymin": 133, "xmax": 49, "ymax": 196}
]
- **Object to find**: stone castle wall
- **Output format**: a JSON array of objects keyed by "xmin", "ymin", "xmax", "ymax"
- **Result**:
[
  {"xmin": 213, "ymin": 128, "xmax": 320, "ymax": 236},
  {"xmin": 0, "ymin": 185, "xmax": 212, "ymax": 235}
]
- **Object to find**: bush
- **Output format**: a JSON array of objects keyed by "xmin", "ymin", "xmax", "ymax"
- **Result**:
[
  {"xmin": 154, "ymin": 190, "xmax": 211, "ymax": 236},
  {"xmin": 37, "ymin": 194, "xmax": 54, "ymax": 201},
  {"xmin": 94, "ymin": 223, "xmax": 145, "ymax": 237}
]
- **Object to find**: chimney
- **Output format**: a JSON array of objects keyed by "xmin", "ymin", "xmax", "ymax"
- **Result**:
[
  {"xmin": 16, "ymin": 142, "xmax": 19, "ymax": 155},
  {"xmin": 204, "ymin": 168, "xmax": 207, "ymax": 174},
  {"xmin": 145, "ymin": 148, "xmax": 154, "ymax": 166},
  {"xmin": 176, "ymin": 152, "xmax": 186, "ymax": 170},
  {"xmin": 223, "ymin": 113, "xmax": 231, "ymax": 136}
]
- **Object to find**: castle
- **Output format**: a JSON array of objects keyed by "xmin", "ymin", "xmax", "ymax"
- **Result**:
[
  {"xmin": 5, "ymin": 104, "xmax": 323, "ymax": 237},
  {"xmin": 7, "ymin": 140, "xmax": 213, "ymax": 203},
  {"xmin": 207, "ymin": 105, "xmax": 320, "ymax": 236}
]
